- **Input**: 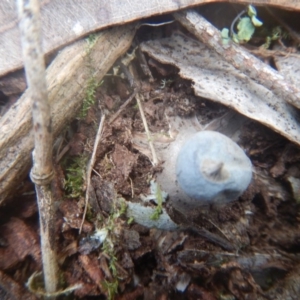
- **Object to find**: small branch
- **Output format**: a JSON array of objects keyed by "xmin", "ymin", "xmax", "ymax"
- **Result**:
[
  {"xmin": 109, "ymin": 89, "xmax": 137, "ymax": 124},
  {"xmin": 79, "ymin": 114, "xmax": 106, "ymax": 233},
  {"xmin": 17, "ymin": 0, "xmax": 58, "ymax": 295},
  {"xmin": 173, "ymin": 10, "xmax": 300, "ymax": 109},
  {"xmin": 135, "ymin": 94, "xmax": 158, "ymax": 166}
]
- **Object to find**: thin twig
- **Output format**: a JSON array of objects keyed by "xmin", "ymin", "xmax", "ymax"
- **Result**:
[
  {"xmin": 246, "ymin": 47, "xmax": 300, "ymax": 58},
  {"xmin": 173, "ymin": 10, "xmax": 300, "ymax": 109},
  {"xmin": 17, "ymin": 0, "xmax": 58, "ymax": 295},
  {"xmin": 109, "ymin": 89, "xmax": 137, "ymax": 124},
  {"xmin": 230, "ymin": 9, "xmax": 246, "ymax": 37},
  {"xmin": 129, "ymin": 176, "xmax": 134, "ymax": 198},
  {"xmin": 79, "ymin": 114, "xmax": 106, "ymax": 233},
  {"xmin": 185, "ymin": 224, "xmax": 235, "ymax": 251},
  {"xmin": 135, "ymin": 93, "xmax": 159, "ymax": 166}
]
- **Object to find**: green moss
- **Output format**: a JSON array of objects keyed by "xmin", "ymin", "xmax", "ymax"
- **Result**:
[
  {"xmin": 97, "ymin": 199, "xmax": 128, "ymax": 299},
  {"xmin": 102, "ymin": 279, "xmax": 119, "ymax": 300},
  {"xmin": 79, "ymin": 76, "xmax": 99, "ymax": 119},
  {"xmin": 79, "ymin": 34, "xmax": 103, "ymax": 119},
  {"xmin": 64, "ymin": 156, "xmax": 88, "ymax": 198}
]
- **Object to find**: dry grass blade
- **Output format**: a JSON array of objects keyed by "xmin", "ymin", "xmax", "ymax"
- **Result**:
[
  {"xmin": 136, "ymin": 93, "xmax": 159, "ymax": 166},
  {"xmin": 80, "ymin": 114, "xmax": 106, "ymax": 234}
]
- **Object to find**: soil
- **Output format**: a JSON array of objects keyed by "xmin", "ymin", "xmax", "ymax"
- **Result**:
[{"xmin": 1, "ymin": 3, "xmax": 300, "ymax": 300}]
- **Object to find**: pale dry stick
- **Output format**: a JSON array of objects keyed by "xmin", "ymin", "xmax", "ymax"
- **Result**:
[
  {"xmin": 129, "ymin": 176, "xmax": 135, "ymax": 198},
  {"xmin": 92, "ymin": 168, "xmax": 102, "ymax": 178},
  {"xmin": 17, "ymin": 0, "xmax": 58, "ymax": 295},
  {"xmin": 247, "ymin": 48, "xmax": 300, "ymax": 59},
  {"xmin": 135, "ymin": 94, "xmax": 159, "ymax": 166},
  {"xmin": 79, "ymin": 114, "xmax": 106, "ymax": 234},
  {"xmin": 173, "ymin": 10, "xmax": 300, "ymax": 110}
]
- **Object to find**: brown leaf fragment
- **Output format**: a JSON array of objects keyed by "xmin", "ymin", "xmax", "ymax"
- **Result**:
[
  {"xmin": 116, "ymin": 285, "xmax": 144, "ymax": 300},
  {"xmin": 270, "ymin": 160, "xmax": 286, "ymax": 178},
  {"xmin": 148, "ymin": 58, "xmax": 175, "ymax": 77},
  {"xmin": 257, "ymin": 266, "xmax": 300, "ymax": 300},
  {"xmin": 78, "ymin": 236, "xmax": 102, "ymax": 255},
  {"xmin": 153, "ymin": 230, "xmax": 187, "ymax": 255},
  {"xmin": 121, "ymin": 251, "xmax": 134, "ymax": 269},
  {"xmin": 103, "ymin": 94, "xmax": 115, "ymax": 111},
  {"xmin": 74, "ymin": 282, "xmax": 99, "ymax": 297},
  {"xmin": 115, "ymin": 78, "xmax": 131, "ymax": 100},
  {"xmin": 131, "ymin": 236, "xmax": 153, "ymax": 261},
  {"xmin": 68, "ymin": 133, "xmax": 87, "ymax": 156},
  {"xmin": 0, "ymin": 218, "xmax": 41, "ymax": 270},
  {"xmin": 59, "ymin": 200, "xmax": 93, "ymax": 233},
  {"xmin": 99, "ymin": 254, "xmax": 113, "ymax": 281},
  {"xmin": 79, "ymin": 254, "xmax": 104, "ymax": 287},
  {"xmin": 213, "ymin": 262, "xmax": 261, "ymax": 300},
  {"xmin": 270, "ymin": 144, "xmax": 299, "ymax": 178},
  {"xmin": 0, "ymin": 270, "xmax": 37, "ymax": 300},
  {"xmin": 91, "ymin": 177, "xmax": 116, "ymax": 214},
  {"xmin": 112, "ymin": 144, "xmax": 138, "ymax": 180},
  {"xmin": 187, "ymin": 283, "xmax": 216, "ymax": 300},
  {"xmin": 243, "ymin": 166, "xmax": 290, "ymax": 215},
  {"xmin": 59, "ymin": 199, "xmax": 83, "ymax": 219},
  {"xmin": 58, "ymin": 240, "xmax": 78, "ymax": 264},
  {"xmin": 0, "ymin": 70, "xmax": 26, "ymax": 96},
  {"xmin": 123, "ymin": 229, "xmax": 141, "ymax": 251}
]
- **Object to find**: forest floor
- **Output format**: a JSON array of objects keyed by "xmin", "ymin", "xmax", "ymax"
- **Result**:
[{"xmin": 1, "ymin": 2, "xmax": 300, "ymax": 300}]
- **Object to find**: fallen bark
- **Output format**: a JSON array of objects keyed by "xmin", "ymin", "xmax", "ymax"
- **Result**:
[
  {"xmin": 0, "ymin": 24, "xmax": 136, "ymax": 204},
  {"xmin": 173, "ymin": 10, "xmax": 300, "ymax": 110},
  {"xmin": 141, "ymin": 33, "xmax": 300, "ymax": 146},
  {"xmin": 0, "ymin": 0, "xmax": 299, "ymax": 77}
]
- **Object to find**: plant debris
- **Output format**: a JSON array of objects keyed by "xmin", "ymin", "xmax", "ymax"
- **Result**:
[{"xmin": 1, "ymin": 3, "xmax": 300, "ymax": 299}]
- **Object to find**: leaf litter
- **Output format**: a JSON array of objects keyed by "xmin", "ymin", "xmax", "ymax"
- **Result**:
[{"xmin": 1, "ymin": 6, "xmax": 300, "ymax": 300}]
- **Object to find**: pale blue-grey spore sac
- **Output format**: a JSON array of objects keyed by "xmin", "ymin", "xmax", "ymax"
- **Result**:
[{"xmin": 176, "ymin": 131, "xmax": 252, "ymax": 205}]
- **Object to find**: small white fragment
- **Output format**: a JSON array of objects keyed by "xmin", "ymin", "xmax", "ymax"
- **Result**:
[
  {"xmin": 72, "ymin": 22, "xmax": 84, "ymax": 35},
  {"xmin": 126, "ymin": 202, "xmax": 178, "ymax": 230},
  {"xmin": 176, "ymin": 273, "xmax": 191, "ymax": 292},
  {"xmin": 91, "ymin": 228, "xmax": 108, "ymax": 244},
  {"xmin": 140, "ymin": 180, "xmax": 168, "ymax": 204}
]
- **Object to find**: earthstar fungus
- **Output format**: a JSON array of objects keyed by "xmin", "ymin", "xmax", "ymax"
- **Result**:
[{"xmin": 176, "ymin": 131, "xmax": 252, "ymax": 207}]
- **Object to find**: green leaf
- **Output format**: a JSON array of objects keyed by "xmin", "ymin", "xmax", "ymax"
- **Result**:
[
  {"xmin": 221, "ymin": 28, "xmax": 229, "ymax": 39},
  {"xmin": 221, "ymin": 28, "xmax": 230, "ymax": 45},
  {"xmin": 247, "ymin": 5, "xmax": 257, "ymax": 18},
  {"xmin": 251, "ymin": 15, "xmax": 263, "ymax": 27},
  {"xmin": 237, "ymin": 17, "xmax": 255, "ymax": 43},
  {"xmin": 232, "ymin": 33, "xmax": 240, "ymax": 44}
]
